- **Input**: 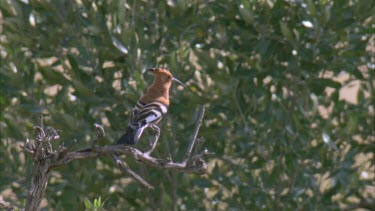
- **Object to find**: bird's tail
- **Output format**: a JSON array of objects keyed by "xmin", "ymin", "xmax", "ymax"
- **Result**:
[{"xmin": 116, "ymin": 128, "xmax": 136, "ymax": 145}]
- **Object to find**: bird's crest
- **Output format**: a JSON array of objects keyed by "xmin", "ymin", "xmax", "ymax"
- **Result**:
[{"xmin": 148, "ymin": 67, "xmax": 173, "ymax": 77}]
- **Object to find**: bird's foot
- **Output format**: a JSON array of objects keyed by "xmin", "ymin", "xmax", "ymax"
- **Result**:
[{"xmin": 145, "ymin": 124, "xmax": 160, "ymax": 155}]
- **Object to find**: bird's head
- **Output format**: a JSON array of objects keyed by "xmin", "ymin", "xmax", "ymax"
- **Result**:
[{"xmin": 147, "ymin": 67, "xmax": 188, "ymax": 89}]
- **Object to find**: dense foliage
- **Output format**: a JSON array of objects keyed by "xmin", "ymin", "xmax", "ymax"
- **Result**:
[{"xmin": 1, "ymin": 0, "xmax": 374, "ymax": 210}]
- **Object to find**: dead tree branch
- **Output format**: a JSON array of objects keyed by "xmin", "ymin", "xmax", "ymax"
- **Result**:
[
  {"xmin": 21, "ymin": 105, "xmax": 208, "ymax": 211},
  {"xmin": 184, "ymin": 106, "xmax": 205, "ymax": 163}
]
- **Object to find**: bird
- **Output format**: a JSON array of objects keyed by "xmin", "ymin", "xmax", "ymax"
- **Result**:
[{"xmin": 116, "ymin": 67, "xmax": 187, "ymax": 146}]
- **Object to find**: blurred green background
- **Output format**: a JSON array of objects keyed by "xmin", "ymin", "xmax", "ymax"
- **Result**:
[{"xmin": 0, "ymin": 0, "xmax": 374, "ymax": 210}]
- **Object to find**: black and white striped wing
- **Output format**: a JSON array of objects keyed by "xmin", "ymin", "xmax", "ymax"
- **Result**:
[
  {"xmin": 130, "ymin": 101, "xmax": 168, "ymax": 142},
  {"xmin": 134, "ymin": 101, "xmax": 146, "ymax": 113}
]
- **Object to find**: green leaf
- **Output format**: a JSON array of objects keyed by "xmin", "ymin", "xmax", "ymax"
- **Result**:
[
  {"xmin": 280, "ymin": 21, "xmax": 293, "ymax": 41},
  {"xmin": 71, "ymin": 79, "xmax": 94, "ymax": 97},
  {"xmin": 310, "ymin": 78, "xmax": 341, "ymax": 95},
  {"xmin": 193, "ymin": 178, "xmax": 211, "ymax": 188},
  {"xmin": 67, "ymin": 54, "xmax": 80, "ymax": 77},
  {"xmin": 84, "ymin": 197, "xmax": 92, "ymax": 209},
  {"xmin": 239, "ymin": 1, "xmax": 254, "ymax": 25}
]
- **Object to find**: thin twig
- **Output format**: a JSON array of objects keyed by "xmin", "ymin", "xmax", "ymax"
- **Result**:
[
  {"xmin": 184, "ymin": 105, "xmax": 205, "ymax": 163},
  {"xmin": 109, "ymin": 154, "xmax": 154, "ymax": 189},
  {"xmin": 66, "ymin": 139, "xmax": 77, "ymax": 151},
  {"xmin": 34, "ymin": 126, "xmax": 45, "ymax": 142},
  {"xmin": 39, "ymin": 115, "xmax": 44, "ymax": 129}
]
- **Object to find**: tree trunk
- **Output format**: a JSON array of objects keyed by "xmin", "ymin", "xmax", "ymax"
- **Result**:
[{"xmin": 25, "ymin": 159, "xmax": 50, "ymax": 211}]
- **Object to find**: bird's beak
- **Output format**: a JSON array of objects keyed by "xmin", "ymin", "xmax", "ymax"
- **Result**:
[{"xmin": 172, "ymin": 77, "xmax": 188, "ymax": 90}]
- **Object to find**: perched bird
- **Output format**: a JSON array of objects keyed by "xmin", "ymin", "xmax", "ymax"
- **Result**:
[{"xmin": 116, "ymin": 67, "xmax": 187, "ymax": 145}]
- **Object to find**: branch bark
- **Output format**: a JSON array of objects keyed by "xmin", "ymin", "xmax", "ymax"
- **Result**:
[{"xmin": 21, "ymin": 106, "xmax": 208, "ymax": 211}]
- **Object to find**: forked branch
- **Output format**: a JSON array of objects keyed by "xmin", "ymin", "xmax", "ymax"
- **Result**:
[{"xmin": 21, "ymin": 105, "xmax": 208, "ymax": 211}]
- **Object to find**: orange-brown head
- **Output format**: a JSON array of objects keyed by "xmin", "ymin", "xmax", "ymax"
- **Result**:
[{"xmin": 139, "ymin": 68, "xmax": 187, "ymax": 105}]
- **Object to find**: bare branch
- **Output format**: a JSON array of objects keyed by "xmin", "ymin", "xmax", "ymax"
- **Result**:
[
  {"xmin": 21, "ymin": 138, "xmax": 35, "ymax": 155},
  {"xmin": 33, "ymin": 126, "xmax": 45, "ymax": 142},
  {"xmin": 109, "ymin": 154, "xmax": 154, "ymax": 189},
  {"xmin": 184, "ymin": 105, "xmax": 205, "ymax": 163},
  {"xmin": 49, "ymin": 145, "xmax": 207, "ymax": 174},
  {"xmin": 22, "ymin": 106, "xmax": 209, "ymax": 210}
]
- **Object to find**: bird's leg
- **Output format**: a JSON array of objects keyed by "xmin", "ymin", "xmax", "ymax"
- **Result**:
[{"xmin": 145, "ymin": 124, "xmax": 160, "ymax": 155}]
